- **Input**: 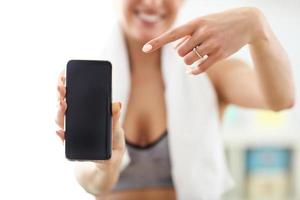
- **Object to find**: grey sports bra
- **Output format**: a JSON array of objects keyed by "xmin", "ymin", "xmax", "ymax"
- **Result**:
[{"xmin": 113, "ymin": 130, "xmax": 173, "ymax": 191}]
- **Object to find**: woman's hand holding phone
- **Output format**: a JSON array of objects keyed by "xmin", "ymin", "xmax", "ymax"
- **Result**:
[{"xmin": 55, "ymin": 71, "xmax": 126, "ymax": 195}]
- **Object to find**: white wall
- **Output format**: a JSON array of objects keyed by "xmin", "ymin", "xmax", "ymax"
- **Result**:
[{"xmin": 0, "ymin": 0, "xmax": 299, "ymax": 199}]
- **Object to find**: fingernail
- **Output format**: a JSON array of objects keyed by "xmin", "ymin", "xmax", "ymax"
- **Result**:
[
  {"xmin": 56, "ymin": 131, "xmax": 64, "ymax": 144},
  {"xmin": 192, "ymin": 67, "xmax": 203, "ymax": 75},
  {"xmin": 142, "ymin": 44, "xmax": 152, "ymax": 52},
  {"xmin": 185, "ymin": 67, "xmax": 193, "ymax": 74},
  {"xmin": 191, "ymin": 67, "xmax": 198, "ymax": 73}
]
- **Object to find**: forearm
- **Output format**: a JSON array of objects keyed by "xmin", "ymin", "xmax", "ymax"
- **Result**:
[
  {"xmin": 249, "ymin": 9, "xmax": 294, "ymax": 110},
  {"xmin": 74, "ymin": 162, "xmax": 120, "ymax": 196}
]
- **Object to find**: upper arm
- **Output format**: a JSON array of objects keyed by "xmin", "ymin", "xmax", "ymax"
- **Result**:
[{"xmin": 207, "ymin": 58, "xmax": 269, "ymax": 109}]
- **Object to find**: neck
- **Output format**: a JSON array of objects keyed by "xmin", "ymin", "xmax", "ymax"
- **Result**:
[{"xmin": 124, "ymin": 33, "xmax": 161, "ymax": 71}]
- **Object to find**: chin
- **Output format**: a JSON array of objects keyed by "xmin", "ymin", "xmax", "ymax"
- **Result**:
[{"xmin": 133, "ymin": 29, "xmax": 165, "ymax": 43}]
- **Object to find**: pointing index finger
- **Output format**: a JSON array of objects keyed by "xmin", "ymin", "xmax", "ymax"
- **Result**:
[{"xmin": 142, "ymin": 22, "xmax": 195, "ymax": 53}]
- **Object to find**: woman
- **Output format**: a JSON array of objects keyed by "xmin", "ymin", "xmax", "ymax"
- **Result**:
[{"xmin": 56, "ymin": 0, "xmax": 294, "ymax": 199}]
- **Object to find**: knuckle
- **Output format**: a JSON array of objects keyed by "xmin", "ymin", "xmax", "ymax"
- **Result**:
[
  {"xmin": 152, "ymin": 39, "xmax": 160, "ymax": 47},
  {"xmin": 114, "ymin": 121, "xmax": 122, "ymax": 130},
  {"xmin": 215, "ymin": 50, "xmax": 224, "ymax": 59},
  {"xmin": 168, "ymin": 29, "xmax": 178, "ymax": 41},
  {"xmin": 220, "ymin": 48, "xmax": 227, "ymax": 57},
  {"xmin": 204, "ymin": 27, "xmax": 215, "ymax": 37},
  {"xmin": 200, "ymin": 21, "xmax": 215, "ymax": 35},
  {"xmin": 116, "ymin": 128, "xmax": 124, "ymax": 136},
  {"xmin": 215, "ymin": 35, "xmax": 223, "ymax": 44},
  {"xmin": 186, "ymin": 20, "xmax": 197, "ymax": 30},
  {"xmin": 195, "ymin": 17, "xmax": 206, "ymax": 25},
  {"xmin": 197, "ymin": 45, "xmax": 206, "ymax": 55},
  {"xmin": 215, "ymin": 44, "xmax": 222, "ymax": 52},
  {"xmin": 120, "ymin": 146, "xmax": 126, "ymax": 155},
  {"xmin": 216, "ymin": 41, "xmax": 223, "ymax": 50},
  {"xmin": 184, "ymin": 56, "xmax": 192, "ymax": 65},
  {"xmin": 211, "ymin": 40, "xmax": 220, "ymax": 50},
  {"xmin": 177, "ymin": 47, "xmax": 186, "ymax": 57}
]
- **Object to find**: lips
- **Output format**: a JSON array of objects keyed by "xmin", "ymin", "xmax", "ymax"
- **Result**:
[
  {"xmin": 137, "ymin": 12, "xmax": 162, "ymax": 23},
  {"xmin": 135, "ymin": 9, "xmax": 165, "ymax": 25}
]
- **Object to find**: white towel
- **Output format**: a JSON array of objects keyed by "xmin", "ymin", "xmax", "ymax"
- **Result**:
[{"xmin": 100, "ymin": 24, "xmax": 234, "ymax": 199}]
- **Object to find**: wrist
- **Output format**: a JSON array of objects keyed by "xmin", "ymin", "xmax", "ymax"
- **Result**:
[
  {"xmin": 94, "ymin": 153, "xmax": 124, "ymax": 174},
  {"xmin": 92, "ymin": 162, "xmax": 120, "ymax": 194},
  {"xmin": 94, "ymin": 161, "xmax": 119, "ymax": 174},
  {"xmin": 244, "ymin": 7, "xmax": 270, "ymax": 45}
]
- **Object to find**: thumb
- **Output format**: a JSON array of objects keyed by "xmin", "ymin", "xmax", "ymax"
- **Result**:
[
  {"xmin": 112, "ymin": 102, "xmax": 121, "ymax": 129},
  {"xmin": 112, "ymin": 102, "xmax": 125, "ymax": 151}
]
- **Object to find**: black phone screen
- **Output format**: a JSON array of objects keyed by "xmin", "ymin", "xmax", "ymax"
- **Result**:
[{"xmin": 65, "ymin": 60, "xmax": 112, "ymax": 160}]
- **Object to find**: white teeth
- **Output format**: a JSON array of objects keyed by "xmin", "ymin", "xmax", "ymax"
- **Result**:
[{"xmin": 138, "ymin": 12, "xmax": 161, "ymax": 23}]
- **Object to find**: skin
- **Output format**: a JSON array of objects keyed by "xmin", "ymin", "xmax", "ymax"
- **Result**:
[
  {"xmin": 144, "ymin": 7, "xmax": 294, "ymax": 111},
  {"xmin": 118, "ymin": 0, "xmax": 183, "ymax": 149},
  {"xmin": 56, "ymin": 0, "xmax": 295, "ymax": 199}
]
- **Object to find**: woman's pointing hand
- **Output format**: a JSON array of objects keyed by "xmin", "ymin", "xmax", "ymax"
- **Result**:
[{"xmin": 143, "ymin": 7, "xmax": 266, "ymax": 75}]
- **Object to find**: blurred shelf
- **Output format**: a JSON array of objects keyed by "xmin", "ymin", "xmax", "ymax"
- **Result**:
[{"xmin": 222, "ymin": 129, "xmax": 300, "ymax": 200}]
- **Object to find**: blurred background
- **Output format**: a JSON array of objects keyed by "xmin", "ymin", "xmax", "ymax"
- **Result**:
[{"xmin": 0, "ymin": 0, "xmax": 299, "ymax": 199}]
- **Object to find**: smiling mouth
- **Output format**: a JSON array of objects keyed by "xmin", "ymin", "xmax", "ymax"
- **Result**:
[{"xmin": 135, "ymin": 9, "xmax": 165, "ymax": 24}]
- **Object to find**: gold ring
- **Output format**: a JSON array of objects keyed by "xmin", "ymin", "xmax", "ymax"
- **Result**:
[{"xmin": 193, "ymin": 46, "xmax": 203, "ymax": 59}]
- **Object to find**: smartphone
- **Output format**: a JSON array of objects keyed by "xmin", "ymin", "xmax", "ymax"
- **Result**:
[{"xmin": 65, "ymin": 60, "xmax": 112, "ymax": 160}]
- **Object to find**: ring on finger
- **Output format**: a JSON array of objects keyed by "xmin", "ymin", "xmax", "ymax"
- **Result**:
[{"xmin": 193, "ymin": 45, "xmax": 203, "ymax": 59}]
